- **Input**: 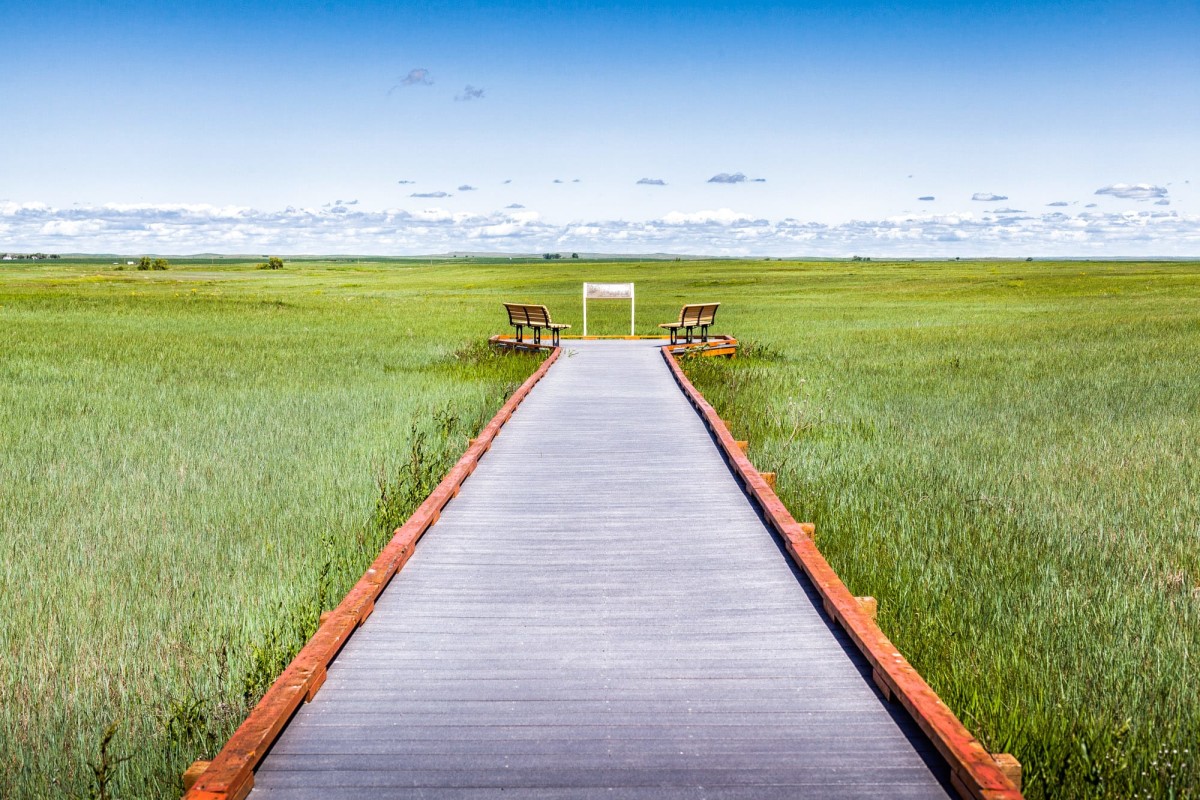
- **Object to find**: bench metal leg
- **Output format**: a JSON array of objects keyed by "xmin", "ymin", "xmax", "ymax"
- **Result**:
[
  {"xmin": 701, "ymin": 325, "xmax": 709, "ymax": 343},
  {"xmin": 552, "ymin": 329, "xmax": 561, "ymax": 346},
  {"xmin": 533, "ymin": 327, "xmax": 542, "ymax": 344},
  {"xmin": 515, "ymin": 325, "xmax": 523, "ymax": 342},
  {"xmin": 685, "ymin": 327, "xmax": 694, "ymax": 343},
  {"xmin": 669, "ymin": 328, "xmax": 677, "ymax": 345}
]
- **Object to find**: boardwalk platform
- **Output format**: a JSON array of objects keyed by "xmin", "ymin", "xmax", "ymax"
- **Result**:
[{"xmin": 248, "ymin": 340, "xmax": 952, "ymax": 799}]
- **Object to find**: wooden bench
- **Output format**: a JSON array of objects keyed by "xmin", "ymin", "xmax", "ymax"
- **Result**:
[
  {"xmin": 503, "ymin": 303, "xmax": 571, "ymax": 346},
  {"xmin": 659, "ymin": 303, "xmax": 720, "ymax": 344}
]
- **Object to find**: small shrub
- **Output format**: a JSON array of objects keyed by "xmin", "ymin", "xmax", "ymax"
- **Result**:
[
  {"xmin": 735, "ymin": 338, "xmax": 785, "ymax": 361},
  {"xmin": 165, "ymin": 696, "xmax": 212, "ymax": 750},
  {"xmin": 152, "ymin": 258, "xmax": 169, "ymax": 270},
  {"xmin": 258, "ymin": 257, "xmax": 284, "ymax": 270},
  {"xmin": 136, "ymin": 257, "xmax": 152, "ymax": 271},
  {"xmin": 87, "ymin": 721, "xmax": 131, "ymax": 800}
]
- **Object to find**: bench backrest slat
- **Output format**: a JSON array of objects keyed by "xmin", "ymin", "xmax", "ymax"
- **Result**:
[
  {"xmin": 680, "ymin": 302, "xmax": 720, "ymax": 326},
  {"xmin": 504, "ymin": 303, "xmax": 553, "ymax": 326},
  {"xmin": 525, "ymin": 305, "xmax": 551, "ymax": 326}
]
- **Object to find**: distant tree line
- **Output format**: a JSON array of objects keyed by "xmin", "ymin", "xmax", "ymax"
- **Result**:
[
  {"xmin": 1, "ymin": 252, "xmax": 59, "ymax": 260},
  {"xmin": 113, "ymin": 257, "xmax": 168, "ymax": 271}
]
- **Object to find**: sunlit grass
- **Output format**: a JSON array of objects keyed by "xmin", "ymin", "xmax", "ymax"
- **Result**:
[{"xmin": 1, "ymin": 257, "xmax": 1198, "ymax": 798}]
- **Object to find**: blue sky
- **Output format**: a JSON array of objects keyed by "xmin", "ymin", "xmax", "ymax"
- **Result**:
[{"xmin": 2, "ymin": 0, "xmax": 1198, "ymax": 255}]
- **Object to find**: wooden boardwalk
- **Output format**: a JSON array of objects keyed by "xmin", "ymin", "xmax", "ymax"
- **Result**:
[{"xmin": 249, "ymin": 340, "xmax": 952, "ymax": 799}]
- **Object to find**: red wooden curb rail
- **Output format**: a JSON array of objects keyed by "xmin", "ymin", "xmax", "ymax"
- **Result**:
[
  {"xmin": 183, "ymin": 347, "xmax": 561, "ymax": 800},
  {"xmin": 660, "ymin": 345, "xmax": 1024, "ymax": 800}
]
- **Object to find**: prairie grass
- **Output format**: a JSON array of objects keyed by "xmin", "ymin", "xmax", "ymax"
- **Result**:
[{"xmin": 1, "ymin": 257, "xmax": 1197, "ymax": 798}]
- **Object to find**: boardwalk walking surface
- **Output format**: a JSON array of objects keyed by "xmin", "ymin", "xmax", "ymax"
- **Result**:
[{"xmin": 251, "ymin": 340, "xmax": 952, "ymax": 799}]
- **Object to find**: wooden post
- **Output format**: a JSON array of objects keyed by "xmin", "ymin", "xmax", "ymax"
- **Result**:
[
  {"xmin": 992, "ymin": 754, "xmax": 1022, "ymax": 791},
  {"xmin": 306, "ymin": 665, "xmax": 327, "ymax": 702},
  {"xmin": 855, "ymin": 596, "xmax": 878, "ymax": 620},
  {"xmin": 182, "ymin": 761, "xmax": 211, "ymax": 791}
]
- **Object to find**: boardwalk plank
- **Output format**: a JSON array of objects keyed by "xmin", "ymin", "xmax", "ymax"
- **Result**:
[
  {"xmin": 256, "ymin": 765, "xmax": 946, "ymax": 788},
  {"xmin": 250, "ymin": 786, "xmax": 946, "ymax": 800}
]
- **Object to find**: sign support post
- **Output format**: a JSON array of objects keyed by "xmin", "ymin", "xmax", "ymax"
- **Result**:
[
  {"xmin": 630, "ymin": 284, "xmax": 635, "ymax": 336},
  {"xmin": 582, "ymin": 282, "xmax": 635, "ymax": 337}
]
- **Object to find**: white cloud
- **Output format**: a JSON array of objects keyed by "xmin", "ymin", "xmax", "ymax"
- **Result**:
[
  {"xmin": 505, "ymin": 203, "xmax": 525, "ymax": 209},
  {"xmin": 39, "ymin": 219, "xmax": 104, "ymax": 236},
  {"xmin": 3, "ymin": 201, "xmax": 1198, "ymax": 257},
  {"xmin": 661, "ymin": 208, "xmax": 755, "ymax": 225},
  {"xmin": 1095, "ymin": 183, "xmax": 1168, "ymax": 200},
  {"xmin": 637, "ymin": 178, "xmax": 667, "ymax": 186},
  {"xmin": 1047, "ymin": 201, "xmax": 1069, "ymax": 207},
  {"xmin": 917, "ymin": 196, "xmax": 935, "ymax": 201},
  {"xmin": 411, "ymin": 191, "xmax": 451, "ymax": 198},
  {"xmin": 708, "ymin": 172, "xmax": 747, "ymax": 184},
  {"xmin": 972, "ymin": 192, "xmax": 1008, "ymax": 202},
  {"xmin": 458, "ymin": 185, "xmax": 477, "ymax": 192},
  {"xmin": 455, "ymin": 85, "xmax": 485, "ymax": 102}
]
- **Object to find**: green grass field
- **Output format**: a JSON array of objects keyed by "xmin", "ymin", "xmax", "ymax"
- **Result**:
[{"xmin": 1, "ymin": 257, "xmax": 1197, "ymax": 798}]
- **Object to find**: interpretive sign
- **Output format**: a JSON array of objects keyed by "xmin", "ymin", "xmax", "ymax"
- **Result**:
[{"xmin": 582, "ymin": 282, "xmax": 635, "ymax": 336}]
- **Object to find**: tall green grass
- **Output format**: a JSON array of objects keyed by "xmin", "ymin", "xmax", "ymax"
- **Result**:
[{"xmin": 1, "ymin": 257, "xmax": 1197, "ymax": 798}]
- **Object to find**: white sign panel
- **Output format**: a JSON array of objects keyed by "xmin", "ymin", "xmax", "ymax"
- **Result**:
[
  {"xmin": 582, "ymin": 282, "xmax": 635, "ymax": 336},
  {"xmin": 584, "ymin": 282, "xmax": 634, "ymax": 299}
]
